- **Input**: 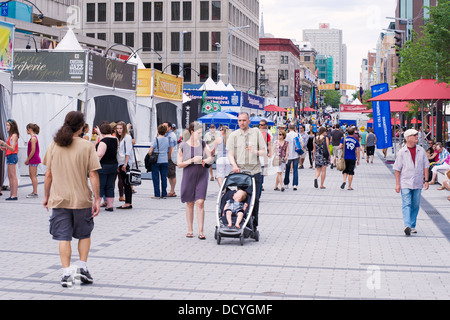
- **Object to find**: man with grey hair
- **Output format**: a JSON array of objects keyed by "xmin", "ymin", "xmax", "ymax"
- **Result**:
[{"xmin": 393, "ymin": 128, "xmax": 429, "ymax": 236}]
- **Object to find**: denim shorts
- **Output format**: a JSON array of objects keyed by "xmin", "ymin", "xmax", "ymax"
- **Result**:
[
  {"xmin": 49, "ymin": 208, "xmax": 94, "ymax": 241},
  {"xmin": 6, "ymin": 153, "xmax": 18, "ymax": 165}
]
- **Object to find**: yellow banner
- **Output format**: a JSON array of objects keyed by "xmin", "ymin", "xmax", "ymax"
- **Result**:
[
  {"xmin": 137, "ymin": 69, "xmax": 152, "ymax": 97},
  {"xmin": 154, "ymin": 70, "xmax": 183, "ymax": 101},
  {"xmin": 318, "ymin": 83, "xmax": 358, "ymax": 90}
]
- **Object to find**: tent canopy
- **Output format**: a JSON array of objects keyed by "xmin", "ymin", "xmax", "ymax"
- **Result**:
[
  {"xmin": 368, "ymin": 79, "xmax": 450, "ymax": 102},
  {"xmin": 265, "ymin": 104, "xmax": 287, "ymax": 112}
]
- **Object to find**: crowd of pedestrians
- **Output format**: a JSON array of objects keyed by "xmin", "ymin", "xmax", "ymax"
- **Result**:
[{"xmin": 1, "ymin": 112, "xmax": 449, "ymax": 287}]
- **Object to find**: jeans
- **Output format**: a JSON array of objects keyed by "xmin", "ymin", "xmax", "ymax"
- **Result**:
[
  {"xmin": 152, "ymin": 162, "xmax": 169, "ymax": 198},
  {"xmin": 99, "ymin": 163, "xmax": 118, "ymax": 198},
  {"xmin": 284, "ymin": 158, "xmax": 299, "ymax": 186},
  {"xmin": 401, "ymin": 188, "xmax": 422, "ymax": 228}
]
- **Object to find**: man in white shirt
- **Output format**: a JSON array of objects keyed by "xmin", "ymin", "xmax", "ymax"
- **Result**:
[
  {"xmin": 393, "ymin": 129, "xmax": 429, "ymax": 236},
  {"xmin": 284, "ymin": 124, "xmax": 300, "ymax": 190}
]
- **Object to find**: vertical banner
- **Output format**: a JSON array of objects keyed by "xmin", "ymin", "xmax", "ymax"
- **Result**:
[
  {"xmin": 0, "ymin": 21, "xmax": 14, "ymax": 71},
  {"xmin": 371, "ymin": 83, "xmax": 392, "ymax": 149}
]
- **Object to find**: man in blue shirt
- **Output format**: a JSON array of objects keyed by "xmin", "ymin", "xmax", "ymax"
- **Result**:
[{"xmin": 339, "ymin": 127, "xmax": 360, "ymax": 190}]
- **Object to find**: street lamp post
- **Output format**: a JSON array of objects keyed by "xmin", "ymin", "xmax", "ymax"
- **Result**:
[
  {"xmin": 254, "ymin": 57, "xmax": 264, "ymax": 96},
  {"xmin": 277, "ymin": 72, "xmax": 285, "ymax": 107}
]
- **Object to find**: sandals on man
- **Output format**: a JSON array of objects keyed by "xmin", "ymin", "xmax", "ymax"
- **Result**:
[{"xmin": 167, "ymin": 192, "xmax": 177, "ymax": 197}]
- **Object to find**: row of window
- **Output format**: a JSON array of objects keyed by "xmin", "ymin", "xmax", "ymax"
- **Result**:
[
  {"xmin": 86, "ymin": 1, "xmax": 221, "ymax": 23},
  {"xmin": 86, "ymin": 31, "xmax": 221, "ymax": 52}
]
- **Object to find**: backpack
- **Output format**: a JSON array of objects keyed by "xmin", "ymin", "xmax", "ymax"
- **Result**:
[{"xmin": 294, "ymin": 134, "xmax": 304, "ymax": 155}]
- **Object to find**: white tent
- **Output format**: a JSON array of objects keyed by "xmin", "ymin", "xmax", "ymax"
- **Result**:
[
  {"xmin": 215, "ymin": 80, "xmax": 228, "ymax": 91},
  {"xmin": 54, "ymin": 28, "xmax": 83, "ymax": 51},
  {"xmin": 199, "ymin": 77, "xmax": 217, "ymax": 91},
  {"xmin": 12, "ymin": 36, "xmax": 138, "ymax": 174}
]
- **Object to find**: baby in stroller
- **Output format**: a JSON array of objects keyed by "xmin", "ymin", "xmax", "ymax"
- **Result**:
[{"xmin": 222, "ymin": 189, "xmax": 248, "ymax": 229}]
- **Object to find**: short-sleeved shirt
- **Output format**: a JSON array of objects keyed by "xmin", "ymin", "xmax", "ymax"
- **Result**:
[
  {"xmin": 360, "ymin": 131, "xmax": 368, "ymax": 145},
  {"xmin": 330, "ymin": 129, "xmax": 344, "ymax": 146},
  {"xmin": 43, "ymin": 138, "xmax": 102, "ymax": 209},
  {"xmin": 152, "ymin": 136, "xmax": 170, "ymax": 163},
  {"xmin": 393, "ymin": 145, "xmax": 429, "ymax": 189},
  {"xmin": 226, "ymin": 127, "xmax": 266, "ymax": 174},
  {"xmin": 340, "ymin": 136, "xmax": 360, "ymax": 160}
]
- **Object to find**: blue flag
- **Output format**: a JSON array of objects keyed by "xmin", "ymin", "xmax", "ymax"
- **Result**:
[{"xmin": 371, "ymin": 83, "xmax": 392, "ymax": 149}]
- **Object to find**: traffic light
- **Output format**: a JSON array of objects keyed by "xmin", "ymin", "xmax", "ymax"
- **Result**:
[
  {"xmin": 334, "ymin": 81, "xmax": 340, "ymax": 90},
  {"xmin": 394, "ymin": 31, "xmax": 403, "ymax": 56}
]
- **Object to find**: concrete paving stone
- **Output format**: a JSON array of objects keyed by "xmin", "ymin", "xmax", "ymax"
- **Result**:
[{"xmin": 0, "ymin": 150, "xmax": 449, "ymax": 300}]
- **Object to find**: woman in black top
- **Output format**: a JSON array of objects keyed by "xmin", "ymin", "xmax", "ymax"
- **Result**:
[{"xmin": 95, "ymin": 123, "xmax": 119, "ymax": 211}]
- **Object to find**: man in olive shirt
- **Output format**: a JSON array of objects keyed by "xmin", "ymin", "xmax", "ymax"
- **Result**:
[{"xmin": 227, "ymin": 112, "xmax": 266, "ymax": 228}]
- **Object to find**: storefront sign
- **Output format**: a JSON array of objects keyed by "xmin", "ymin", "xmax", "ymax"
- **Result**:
[
  {"xmin": 137, "ymin": 69, "xmax": 152, "ymax": 97},
  {"xmin": 0, "ymin": 21, "xmax": 14, "ymax": 71},
  {"xmin": 154, "ymin": 70, "xmax": 183, "ymax": 101},
  {"xmin": 339, "ymin": 104, "xmax": 367, "ymax": 113},
  {"xmin": 14, "ymin": 51, "xmax": 86, "ymax": 82},
  {"xmin": 88, "ymin": 53, "xmax": 137, "ymax": 90}
]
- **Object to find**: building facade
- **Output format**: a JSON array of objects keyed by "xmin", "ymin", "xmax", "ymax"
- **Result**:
[
  {"xmin": 316, "ymin": 55, "xmax": 333, "ymax": 84},
  {"xmin": 77, "ymin": 0, "xmax": 260, "ymax": 91},
  {"xmin": 302, "ymin": 23, "xmax": 347, "ymax": 85}
]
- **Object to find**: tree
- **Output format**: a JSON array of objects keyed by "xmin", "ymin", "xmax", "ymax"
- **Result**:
[
  {"xmin": 322, "ymin": 90, "xmax": 341, "ymax": 108},
  {"xmin": 395, "ymin": 1, "xmax": 450, "ymax": 86}
]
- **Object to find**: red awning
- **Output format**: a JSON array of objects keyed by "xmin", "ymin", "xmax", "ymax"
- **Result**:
[
  {"xmin": 302, "ymin": 107, "xmax": 316, "ymax": 112},
  {"xmin": 265, "ymin": 105, "xmax": 287, "ymax": 112},
  {"xmin": 368, "ymin": 79, "xmax": 450, "ymax": 102}
]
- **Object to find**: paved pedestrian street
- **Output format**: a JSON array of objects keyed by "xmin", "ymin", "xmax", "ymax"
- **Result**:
[{"xmin": 0, "ymin": 151, "xmax": 449, "ymax": 301}]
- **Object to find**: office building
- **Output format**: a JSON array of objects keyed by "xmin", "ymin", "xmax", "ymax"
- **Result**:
[{"xmin": 78, "ymin": 0, "xmax": 260, "ymax": 91}]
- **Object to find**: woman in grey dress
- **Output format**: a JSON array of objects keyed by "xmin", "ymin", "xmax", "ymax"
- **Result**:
[{"xmin": 177, "ymin": 122, "xmax": 213, "ymax": 240}]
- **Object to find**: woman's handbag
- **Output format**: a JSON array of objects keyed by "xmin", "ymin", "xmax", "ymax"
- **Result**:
[
  {"xmin": 125, "ymin": 143, "xmax": 141, "ymax": 186},
  {"xmin": 336, "ymin": 138, "xmax": 346, "ymax": 172},
  {"xmin": 148, "ymin": 138, "xmax": 160, "ymax": 164}
]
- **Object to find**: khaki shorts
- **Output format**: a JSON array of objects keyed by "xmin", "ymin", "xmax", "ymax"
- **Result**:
[{"xmin": 332, "ymin": 146, "xmax": 342, "ymax": 158}]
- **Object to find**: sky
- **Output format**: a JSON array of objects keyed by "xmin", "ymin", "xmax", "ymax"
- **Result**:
[{"xmin": 260, "ymin": 0, "xmax": 398, "ymax": 90}]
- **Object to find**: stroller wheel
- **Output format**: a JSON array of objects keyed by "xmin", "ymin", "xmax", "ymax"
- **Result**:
[
  {"xmin": 214, "ymin": 227, "xmax": 218, "ymax": 240},
  {"xmin": 217, "ymin": 235, "xmax": 221, "ymax": 245},
  {"xmin": 239, "ymin": 235, "xmax": 244, "ymax": 246},
  {"xmin": 254, "ymin": 230, "xmax": 260, "ymax": 242}
]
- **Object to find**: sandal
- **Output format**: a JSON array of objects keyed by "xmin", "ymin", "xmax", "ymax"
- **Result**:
[
  {"xmin": 167, "ymin": 192, "xmax": 177, "ymax": 197},
  {"xmin": 198, "ymin": 234, "xmax": 206, "ymax": 240},
  {"xmin": 274, "ymin": 187, "xmax": 280, "ymax": 191},
  {"xmin": 186, "ymin": 233, "xmax": 194, "ymax": 238}
]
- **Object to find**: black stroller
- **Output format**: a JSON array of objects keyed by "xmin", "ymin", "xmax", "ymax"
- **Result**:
[{"xmin": 214, "ymin": 170, "xmax": 260, "ymax": 245}]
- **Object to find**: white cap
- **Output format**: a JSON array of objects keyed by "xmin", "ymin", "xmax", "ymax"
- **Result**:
[{"xmin": 404, "ymin": 129, "xmax": 418, "ymax": 138}]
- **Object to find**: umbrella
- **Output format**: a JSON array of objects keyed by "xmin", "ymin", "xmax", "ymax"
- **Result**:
[
  {"xmin": 367, "ymin": 79, "xmax": 450, "ymax": 102},
  {"xmin": 302, "ymin": 107, "xmax": 316, "ymax": 112},
  {"xmin": 367, "ymin": 118, "xmax": 400, "ymax": 125},
  {"xmin": 410, "ymin": 119, "xmax": 422, "ymax": 124},
  {"xmin": 265, "ymin": 104, "xmax": 287, "ymax": 112},
  {"xmin": 362, "ymin": 102, "xmax": 413, "ymax": 113},
  {"xmin": 197, "ymin": 111, "xmax": 238, "ymax": 125},
  {"xmin": 250, "ymin": 116, "xmax": 275, "ymax": 126},
  {"xmin": 223, "ymin": 109, "xmax": 239, "ymax": 116}
]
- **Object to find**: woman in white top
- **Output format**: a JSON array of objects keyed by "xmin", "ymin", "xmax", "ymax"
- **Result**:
[{"xmin": 116, "ymin": 121, "xmax": 134, "ymax": 209}]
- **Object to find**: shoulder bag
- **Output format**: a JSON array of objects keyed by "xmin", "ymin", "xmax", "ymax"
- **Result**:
[
  {"xmin": 124, "ymin": 139, "xmax": 141, "ymax": 186},
  {"xmin": 336, "ymin": 138, "xmax": 346, "ymax": 171}
]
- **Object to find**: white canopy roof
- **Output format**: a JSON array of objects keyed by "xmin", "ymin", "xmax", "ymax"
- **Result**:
[{"xmin": 55, "ymin": 28, "xmax": 83, "ymax": 51}]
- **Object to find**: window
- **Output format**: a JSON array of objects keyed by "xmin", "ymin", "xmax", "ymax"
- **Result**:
[
  {"xmin": 125, "ymin": 32, "xmax": 134, "ymax": 47},
  {"xmin": 260, "ymin": 55, "xmax": 265, "ymax": 64},
  {"xmin": 143, "ymin": 2, "xmax": 152, "ymax": 21},
  {"xmin": 154, "ymin": 63, "xmax": 163, "ymax": 71},
  {"xmin": 171, "ymin": 2, "xmax": 180, "ymax": 21},
  {"xmin": 200, "ymin": 32, "xmax": 209, "ymax": 51},
  {"xmin": 171, "ymin": 32, "xmax": 180, "ymax": 51},
  {"xmin": 211, "ymin": 32, "xmax": 221, "ymax": 51},
  {"xmin": 183, "ymin": 32, "xmax": 192, "ymax": 51},
  {"xmin": 304, "ymin": 56, "xmax": 311, "ymax": 62},
  {"xmin": 200, "ymin": 1, "xmax": 209, "ymax": 20},
  {"xmin": 212, "ymin": 1, "xmax": 221, "ymax": 21},
  {"xmin": 114, "ymin": 33, "xmax": 123, "ymax": 44},
  {"xmin": 97, "ymin": 33, "xmax": 106, "ymax": 41},
  {"xmin": 126, "ymin": 2, "xmax": 135, "ymax": 21},
  {"xmin": 154, "ymin": 32, "xmax": 163, "ymax": 51},
  {"xmin": 86, "ymin": 3, "xmax": 95, "ymax": 22},
  {"xmin": 154, "ymin": 2, "xmax": 163, "ymax": 21},
  {"xmin": 212, "ymin": 63, "xmax": 218, "ymax": 82},
  {"xmin": 98, "ymin": 3, "xmax": 106, "ymax": 22},
  {"xmin": 183, "ymin": 63, "xmax": 192, "ymax": 82},
  {"xmin": 115, "ymin": 3, "xmax": 123, "ymax": 21},
  {"xmin": 200, "ymin": 63, "xmax": 209, "ymax": 82},
  {"xmin": 86, "ymin": 33, "xmax": 95, "ymax": 38},
  {"xmin": 183, "ymin": 1, "xmax": 192, "ymax": 20},
  {"xmin": 142, "ymin": 33, "xmax": 151, "ymax": 51}
]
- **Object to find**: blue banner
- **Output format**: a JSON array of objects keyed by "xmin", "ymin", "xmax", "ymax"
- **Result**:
[
  {"xmin": 183, "ymin": 90, "xmax": 241, "ymax": 107},
  {"xmin": 242, "ymin": 92, "xmax": 264, "ymax": 110},
  {"xmin": 371, "ymin": 83, "xmax": 392, "ymax": 149}
]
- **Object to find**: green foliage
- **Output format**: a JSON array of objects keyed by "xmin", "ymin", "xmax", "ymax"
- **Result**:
[{"xmin": 395, "ymin": 1, "xmax": 450, "ymax": 86}]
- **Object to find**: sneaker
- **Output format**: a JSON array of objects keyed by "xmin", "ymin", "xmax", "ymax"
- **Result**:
[
  {"xmin": 340, "ymin": 182, "xmax": 346, "ymax": 189},
  {"xmin": 26, "ymin": 193, "xmax": 38, "ymax": 198},
  {"xmin": 293, "ymin": 187, "xmax": 297, "ymax": 191},
  {"xmin": 314, "ymin": 179, "xmax": 318, "ymax": 188},
  {"xmin": 411, "ymin": 228, "xmax": 417, "ymax": 234},
  {"xmin": 79, "ymin": 268, "xmax": 94, "ymax": 284},
  {"xmin": 404, "ymin": 226, "xmax": 411, "ymax": 236},
  {"xmin": 61, "ymin": 275, "xmax": 73, "ymax": 288}
]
